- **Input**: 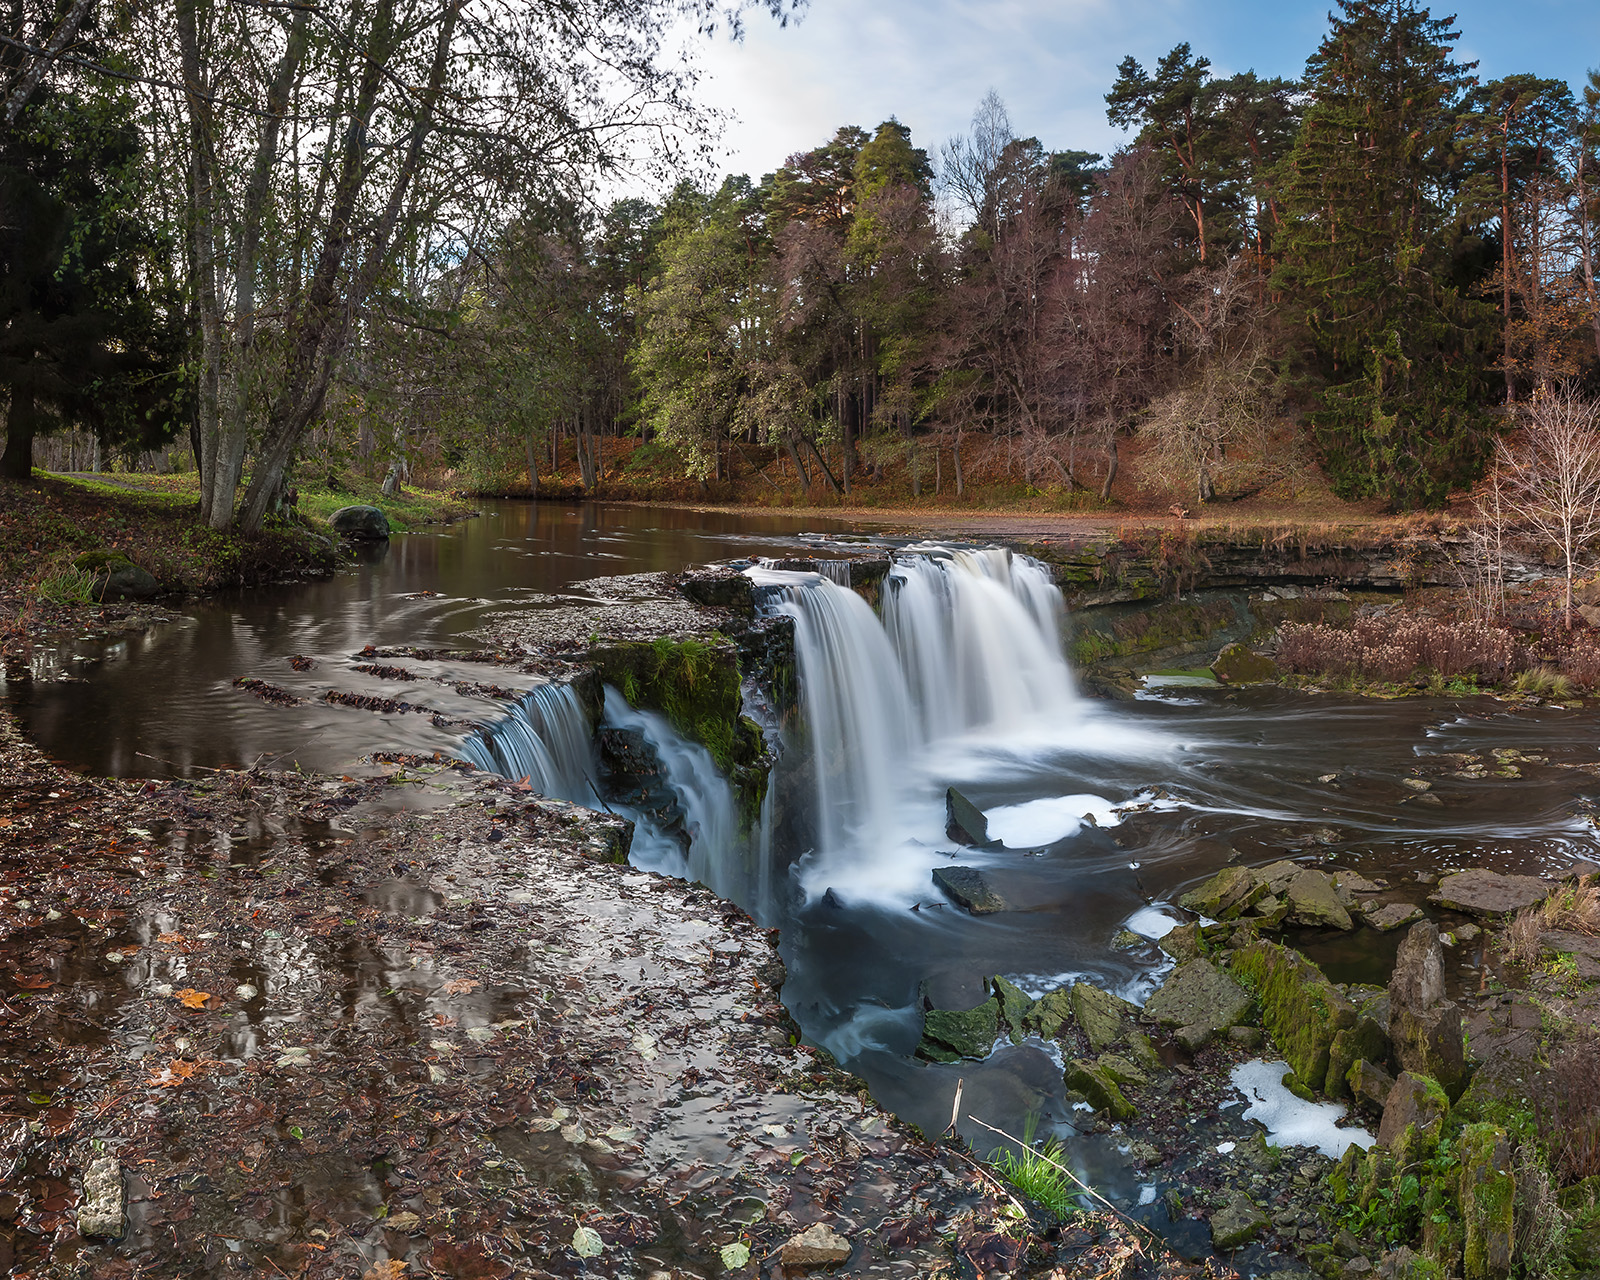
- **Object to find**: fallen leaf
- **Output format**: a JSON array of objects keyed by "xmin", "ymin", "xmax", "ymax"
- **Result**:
[
  {"xmin": 13, "ymin": 974, "xmax": 52, "ymax": 990},
  {"xmin": 720, "ymin": 1242, "xmax": 751, "ymax": 1269},
  {"xmin": 572, "ymin": 1225, "xmax": 604, "ymax": 1259},
  {"xmin": 157, "ymin": 932, "xmax": 185, "ymax": 944},
  {"xmin": 175, "ymin": 988, "xmax": 211, "ymax": 1009},
  {"xmin": 363, "ymin": 1263, "xmax": 409, "ymax": 1280},
  {"xmin": 442, "ymin": 978, "xmax": 480, "ymax": 995}
]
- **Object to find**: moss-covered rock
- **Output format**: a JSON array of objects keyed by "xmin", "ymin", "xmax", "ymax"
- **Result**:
[
  {"xmin": 1071, "ymin": 982, "xmax": 1137, "ymax": 1052},
  {"xmin": 1026, "ymin": 987, "xmax": 1075, "ymax": 1040},
  {"xmin": 1063, "ymin": 1058, "xmax": 1135, "ymax": 1120},
  {"xmin": 1210, "ymin": 643, "xmax": 1278, "ymax": 685},
  {"xmin": 993, "ymin": 976, "xmax": 1034, "ymax": 1044},
  {"xmin": 1459, "ymin": 1124, "xmax": 1514, "ymax": 1280},
  {"xmin": 1209, "ymin": 1191, "xmax": 1269, "ymax": 1250},
  {"xmin": 1178, "ymin": 865, "xmax": 1268, "ymax": 919},
  {"xmin": 1378, "ymin": 1072, "xmax": 1449, "ymax": 1164},
  {"xmin": 1159, "ymin": 922, "xmax": 1203, "ymax": 961},
  {"xmin": 1143, "ymin": 958, "xmax": 1252, "ymax": 1042},
  {"xmin": 1229, "ymin": 941, "xmax": 1356, "ymax": 1092},
  {"xmin": 1284, "ymin": 869, "xmax": 1353, "ymax": 930},
  {"xmin": 917, "ymin": 999, "xmax": 1000, "ymax": 1062},
  {"xmin": 1325, "ymin": 1016, "xmax": 1391, "ymax": 1099}
]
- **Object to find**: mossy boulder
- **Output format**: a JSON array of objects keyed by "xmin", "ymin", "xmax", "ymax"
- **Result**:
[
  {"xmin": 993, "ymin": 976, "xmax": 1034, "ymax": 1043},
  {"xmin": 1210, "ymin": 643, "xmax": 1277, "ymax": 685},
  {"xmin": 1179, "ymin": 865, "xmax": 1268, "ymax": 920},
  {"xmin": 1459, "ymin": 1124, "xmax": 1514, "ymax": 1280},
  {"xmin": 1143, "ymin": 958, "xmax": 1252, "ymax": 1044},
  {"xmin": 1229, "ymin": 941, "xmax": 1355, "ymax": 1092},
  {"xmin": 1325, "ymin": 1015, "xmax": 1391, "ymax": 1098},
  {"xmin": 1026, "ymin": 987, "xmax": 1075, "ymax": 1040},
  {"xmin": 1285, "ymin": 869, "xmax": 1354, "ymax": 930},
  {"xmin": 917, "ymin": 998, "xmax": 1000, "ymax": 1062},
  {"xmin": 1209, "ymin": 1191, "xmax": 1269, "ymax": 1250},
  {"xmin": 1378, "ymin": 1072, "xmax": 1449, "ymax": 1162},
  {"xmin": 1063, "ymin": 1058, "xmax": 1135, "ymax": 1120},
  {"xmin": 328, "ymin": 504, "xmax": 391, "ymax": 539},
  {"xmin": 1071, "ymin": 983, "xmax": 1137, "ymax": 1052},
  {"xmin": 74, "ymin": 550, "xmax": 159, "ymax": 601},
  {"xmin": 1159, "ymin": 922, "xmax": 1203, "ymax": 961}
]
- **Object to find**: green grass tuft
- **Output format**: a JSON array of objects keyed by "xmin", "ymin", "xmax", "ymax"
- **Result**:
[{"xmin": 990, "ymin": 1116, "xmax": 1079, "ymax": 1219}]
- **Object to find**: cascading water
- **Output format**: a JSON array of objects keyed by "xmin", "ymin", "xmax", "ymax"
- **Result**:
[
  {"xmin": 600, "ymin": 688, "xmax": 739, "ymax": 901},
  {"xmin": 748, "ymin": 546, "xmax": 1094, "ymax": 904},
  {"xmin": 458, "ymin": 682, "xmax": 596, "ymax": 803}
]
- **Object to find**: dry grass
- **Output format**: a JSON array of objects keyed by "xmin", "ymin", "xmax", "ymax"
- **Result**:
[{"xmin": 1504, "ymin": 876, "xmax": 1600, "ymax": 967}]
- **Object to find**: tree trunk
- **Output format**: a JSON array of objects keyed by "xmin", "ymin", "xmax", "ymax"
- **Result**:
[
  {"xmin": 525, "ymin": 426, "xmax": 539, "ymax": 497},
  {"xmin": 1100, "ymin": 433, "xmax": 1119, "ymax": 502},
  {"xmin": 954, "ymin": 430, "xmax": 964, "ymax": 497},
  {"xmin": 0, "ymin": 385, "xmax": 35, "ymax": 480},
  {"xmin": 801, "ymin": 434, "xmax": 842, "ymax": 496},
  {"xmin": 2, "ymin": 0, "xmax": 94, "ymax": 126},
  {"xmin": 784, "ymin": 433, "xmax": 810, "ymax": 490},
  {"xmin": 1579, "ymin": 151, "xmax": 1600, "ymax": 362},
  {"xmin": 1500, "ymin": 118, "xmax": 1516, "ymax": 405}
]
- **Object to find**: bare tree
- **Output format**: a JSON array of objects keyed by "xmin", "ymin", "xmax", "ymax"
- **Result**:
[
  {"xmin": 939, "ymin": 90, "xmax": 1014, "ymax": 236},
  {"xmin": 1498, "ymin": 386, "xmax": 1600, "ymax": 625}
]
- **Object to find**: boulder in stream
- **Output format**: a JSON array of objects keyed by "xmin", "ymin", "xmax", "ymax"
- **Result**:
[
  {"xmin": 1063, "ymin": 1057, "xmax": 1135, "ymax": 1120},
  {"xmin": 1388, "ymin": 922, "xmax": 1467, "ymax": 1100},
  {"xmin": 75, "ymin": 551, "xmax": 159, "ymax": 601},
  {"xmin": 945, "ymin": 786, "xmax": 996, "ymax": 847},
  {"xmin": 1070, "ymin": 982, "xmax": 1138, "ymax": 1052},
  {"xmin": 917, "ymin": 996, "xmax": 1000, "ymax": 1062},
  {"xmin": 329, "ymin": 504, "xmax": 391, "ymax": 540},
  {"xmin": 1230, "ymin": 941, "xmax": 1356, "ymax": 1090},
  {"xmin": 1429, "ymin": 868, "xmax": 1551, "ymax": 917},
  {"xmin": 1178, "ymin": 865, "xmax": 1267, "ymax": 920},
  {"xmin": 932, "ymin": 865, "xmax": 1006, "ymax": 915},
  {"xmin": 1364, "ymin": 901, "xmax": 1424, "ymax": 932},
  {"xmin": 1285, "ymin": 869, "xmax": 1354, "ymax": 930},
  {"xmin": 1143, "ymin": 958, "xmax": 1252, "ymax": 1045},
  {"xmin": 1210, "ymin": 643, "xmax": 1278, "ymax": 685}
]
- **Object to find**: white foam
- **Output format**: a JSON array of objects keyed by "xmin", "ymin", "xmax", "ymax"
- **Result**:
[
  {"xmin": 1126, "ymin": 906, "xmax": 1181, "ymax": 940},
  {"xmin": 1230, "ymin": 1060, "xmax": 1374, "ymax": 1158},
  {"xmin": 1137, "ymin": 1184, "xmax": 1157, "ymax": 1206},
  {"xmin": 986, "ymin": 794, "xmax": 1121, "ymax": 846}
]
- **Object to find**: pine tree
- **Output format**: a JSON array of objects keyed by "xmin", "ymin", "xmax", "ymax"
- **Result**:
[{"xmin": 1274, "ymin": 0, "xmax": 1498, "ymax": 509}]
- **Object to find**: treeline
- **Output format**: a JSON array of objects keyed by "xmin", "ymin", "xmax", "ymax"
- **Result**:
[{"xmin": 3, "ymin": 1, "xmax": 1600, "ymax": 517}]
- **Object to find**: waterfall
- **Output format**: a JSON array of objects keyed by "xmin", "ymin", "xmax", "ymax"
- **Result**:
[
  {"xmin": 748, "ymin": 546, "xmax": 1082, "ymax": 903},
  {"xmin": 458, "ymin": 682, "xmax": 595, "ymax": 802},
  {"xmin": 601, "ymin": 688, "xmax": 739, "ymax": 900}
]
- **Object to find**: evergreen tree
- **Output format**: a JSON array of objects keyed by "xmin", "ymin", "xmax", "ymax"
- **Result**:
[{"xmin": 1274, "ymin": 0, "xmax": 1498, "ymax": 508}]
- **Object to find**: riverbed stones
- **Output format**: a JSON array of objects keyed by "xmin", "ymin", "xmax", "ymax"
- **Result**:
[
  {"xmin": 1159, "ymin": 922, "xmax": 1202, "ymax": 962},
  {"xmin": 329, "ymin": 504, "xmax": 391, "ymax": 540},
  {"xmin": 1285, "ymin": 869, "xmax": 1354, "ymax": 930},
  {"xmin": 1230, "ymin": 941, "xmax": 1355, "ymax": 1090},
  {"xmin": 1027, "ymin": 987, "xmax": 1075, "ymax": 1039},
  {"xmin": 1365, "ymin": 902, "xmax": 1424, "ymax": 932},
  {"xmin": 945, "ymin": 786, "xmax": 994, "ymax": 847},
  {"xmin": 78, "ymin": 1157, "xmax": 124, "ymax": 1238},
  {"xmin": 1429, "ymin": 868, "xmax": 1550, "ymax": 918},
  {"xmin": 1071, "ymin": 982, "xmax": 1137, "ymax": 1051},
  {"xmin": 1388, "ymin": 923, "xmax": 1467, "ymax": 1100},
  {"xmin": 918, "ymin": 996, "xmax": 1000, "ymax": 1061},
  {"xmin": 1210, "ymin": 1191, "xmax": 1270, "ymax": 1250},
  {"xmin": 1179, "ymin": 865, "xmax": 1267, "ymax": 919},
  {"xmin": 1063, "ymin": 1058, "xmax": 1135, "ymax": 1120},
  {"xmin": 993, "ymin": 975, "xmax": 1034, "ymax": 1042},
  {"xmin": 1326, "ymin": 1016, "xmax": 1391, "ymax": 1099},
  {"xmin": 1144, "ymin": 958, "xmax": 1251, "ymax": 1046},
  {"xmin": 1459, "ymin": 1124, "xmax": 1514, "ymax": 1280},
  {"xmin": 1211, "ymin": 643, "xmax": 1278, "ymax": 685},
  {"xmin": 931, "ymin": 866, "xmax": 1006, "ymax": 915},
  {"xmin": 1347, "ymin": 1059, "xmax": 1397, "ymax": 1111},
  {"xmin": 779, "ymin": 1223, "xmax": 852, "ymax": 1268}
]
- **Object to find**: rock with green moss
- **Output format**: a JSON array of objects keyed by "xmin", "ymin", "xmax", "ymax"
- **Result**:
[
  {"xmin": 1144, "ymin": 958, "xmax": 1252, "ymax": 1041},
  {"xmin": 328, "ymin": 504, "xmax": 390, "ymax": 539},
  {"xmin": 1026, "ymin": 988, "xmax": 1075, "ymax": 1040},
  {"xmin": 1125, "ymin": 1030, "xmax": 1162, "ymax": 1070},
  {"xmin": 1346, "ymin": 1058, "xmax": 1397, "ymax": 1111},
  {"xmin": 917, "ymin": 998, "xmax": 1000, "ymax": 1062},
  {"xmin": 1459, "ymin": 1124, "xmax": 1514, "ymax": 1280},
  {"xmin": 1211, "ymin": 643, "xmax": 1278, "ymax": 685},
  {"xmin": 1096, "ymin": 1053, "xmax": 1149, "ymax": 1088},
  {"xmin": 74, "ymin": 550, "xmax": 159, "ymax": 601},
  {"xmin": 1284, "ymin": 869, "xmax": 1353, "ymax": 930},
  {"xmin": 993, "ymin": 976, "xmax": 1034, "ymax": 1043},
  {"xmin": 1209, "ymin": 1191, "xmax": 1269, "ymax": 1250},
  {"xmin": 1325, "ymin": 1016, "xmax": 1390, "ymax": 1099},
  {"xmin": 1179, "ymin": 866, "xmax": 1267, "ymax": 920},
  {"xmin": 1378, "ymin": 1072, "xmax": 1449, "ymax": 1163},
  {"xmin": 1071, "ymin": 982, "xmax": 1137, "ymax": 1052},
  {"xmin": 1063, "ymin": 1058, "xmax": 1135, "ymax": 1120},
  {"xmin": 1159, "ymin": 922, "xmax": 1203, "ymax": 962},
  {"xmin": 1229, "ymin": 941, "xmax": 1355, "ymax": 1092},
  {"xmin": 1388, "ymin": 923, "xmax": 1467, "ymax": 1101}
]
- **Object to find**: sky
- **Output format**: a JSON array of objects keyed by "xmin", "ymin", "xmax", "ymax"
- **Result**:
[{"xmin": 685, "ymin": 0, "xmax": 1600, "ymax": 183}]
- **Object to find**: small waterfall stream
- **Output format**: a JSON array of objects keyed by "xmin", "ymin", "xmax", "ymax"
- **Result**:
[{"xmin": 458, "ymin": 683, "xmax": 596, "ymax": 802}]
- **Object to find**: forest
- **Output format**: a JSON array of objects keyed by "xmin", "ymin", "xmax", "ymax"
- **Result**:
[{"xmin": 2, "ymin": 0, "xmax": 1599, "ymax": 522}]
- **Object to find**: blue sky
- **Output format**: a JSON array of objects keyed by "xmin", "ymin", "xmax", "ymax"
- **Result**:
[{"xmin": 690, "ymin": 0, "xmax": 1600, "ymax": 181}]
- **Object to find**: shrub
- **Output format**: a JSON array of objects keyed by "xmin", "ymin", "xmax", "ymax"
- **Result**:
[{"xmin": 1277, "ymin": 616, "xmax": 1518, "ymax": 683}]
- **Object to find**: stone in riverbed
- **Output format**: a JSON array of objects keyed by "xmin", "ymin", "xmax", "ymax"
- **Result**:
[
  {"xmin": 1179, "ymin": 865, "xmax": 1267, "ymax": 920},
  {"xmin": 1285, "ymin": 869, "xmax": 1354, "ymax": 930},
  {"xmin": 1429, "ymin": 868, "xmax": 1550, "ymax": 918},
  {"xmin": 1211, "ymin": 644, "xmax": 1278, "ymax": 685},
  {"xmin": 1230, "ymin": 941, "xmax": 1356, "ymax": 1090},
  {"xmin": 1143, "ymin": 958, "xmax": 1252, "ymax": 1041},
  {"xmin": 1346, "ymin": 1059, "xmax": 1397, "ymax": 1111},
  {"xmin": 1259, "ymin": 859, "xmax": 1307, "ymax": 896},
  {"xmin": 1026, "ymin": 987, "xmax": 1075, "ymax": 1040},
  {"xmin": 1159, "ymin": 922, "xmax": 1203, "ymax": 962},
  {"xmin": 993, "ymin": 975, "xmax": 1034, "ymax": 1042},
  {"xmin": 945, "ymin": 786, "xmax": 995, "ymax": 847},
  {"xmin": 329, "ymin": 504, "xmax": 391, "ymax": 540},
  {"xmin": 1063, "ymin": 1058, "xmax": 1135, "ymax": 1120},
  {"xmin": 1364, "ymin": 902, "xmax": 1424, "ymax": 932},
  {"xmin": 779, "ymin": 1223, "xmax": 852, "ymax": 1268},
  {"xmin": 917, "ymin": 998, "xmax": 1000, "ymax": 1062},
  {"xmin": 1210, "ymin": 1191, "xmax": 1269, "ymax": 1250},
  {"xmin": 78, "ymin": 1157, "xmax": 124, "ymax": 1238},
  {"xmin": 1071, "ymin": 983, "xmax": 1137, "ymax": 1052},
  {"xmin": 1325, "ymin": 1016, "xmax": 1391, "ymax": 1099},
  {"xmin": 1388, "ymin": 923, "xmax": 1466, "ymax": 1101},
  {"xmin": 931, "ymin": 866, "xmax": 1006, "ymax": 915}
]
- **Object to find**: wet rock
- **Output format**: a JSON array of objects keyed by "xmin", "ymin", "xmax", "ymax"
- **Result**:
[
  {"xmin": 931, "ymin": 865, "xmax": 1006, "ymax": 915},
  {"xmin": 1259, "ymin": 859, "xmax": 1307, "ymax": 896},
  {"xmin": 75, "ymin": 551, "xmax": 161, "ymax": 602},
  {"xmin": 1388, "ymin": 922, "xmax": 1466, "ymax": 1100},
  {"xmin": 1378, "ymin": 1072, "xmax": 1449, "ymax": 1155},
  {"xmin": 329, "ymin": 505, "xmax": 391, "ymax": 540},
  {"xmin": 1027, "ymin": 987, "xmax": 1075, "ymax": 1040},
  {"xmin": 1159, "ymin": 922, "xmax": 1203, "ymax": 962},
  {"xmin": 677, "ymin": 568, "xmax": 754, "ymax": 612},
  {"xmin": 1144, "ymin": 958, "xmax": 1251, "ymax": 1043},
  {"xmin": 1210, "ymin": 1191, "xmax": 1269, "ymax": 1250},
  {"xmin": 1364, "ymin": 902, "xmax": 1424, "ymax": 932},
  {"xmin": 1063, "ymin": 1058, "xmax": 1135, "ymax": 1120},
  {"xmin": 1211, "ymin": 643, "xmax": 1278, "ymax": 685},
  {"xmin": 1125, "ymin": 1031, "xmax": 1162, "ymax": 1070},
  {"xmin": 1230, "ymin": 941, "xmax": 1356, "ymax": 1091},
  {"xmin": 1248, "ymin": 894, "xmax": 1290, "ymax": 928},
  {"xmin": 1178, "ymin": 865, "xmax": 1267, "ymax": 920},
  {"xmin": 1326, "ymin": 1016, "xmax": 1391, "ymax": 1098},
  {"xmin": 1347, "ymin": 1059, "xmax": 1397, "ymax": 1111},
  {"xmin": 1096, "ymin": 1053, "xmax": 1150, "ymax": 1088},
  {"xmin": 1071, "ymin": 982, "xmax": 1136, "ymax": 1052},
  {"xmin": 1459, "ymin": 1124, "xmax": 1514, "ymax": 1280},
  {"xmin": 78, "ymin": 1157, "xmax": 125, "ymax": 1238},
  {"xmin": 1285, "ymin": 869, "xmax": 1353, "ymax": 930},
  {"xmin": 1336, "ymin": 870, "xmax": 1384, "ymax": 895},
  {"xmin": 918, "ymin": 997, "xmax": 1000, "ymax": 1062},
  {"xmin": 945, "ymin": 786, "xmax": 994, "ymax": 847},
  {"xmin": 779, "ymin": 1223, "xmax": 852, "ymax": 1268},
  {"xmin": 1429, "ymin": 868, "xmax": 1550, "ymax": 918},
  {"xmin": 993, "ymin": 975, "xmax": 1034, "ymax": 1042}
]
